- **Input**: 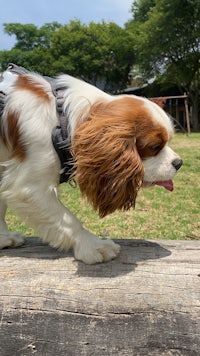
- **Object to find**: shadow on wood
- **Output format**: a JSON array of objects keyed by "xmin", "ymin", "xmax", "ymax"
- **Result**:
[{"xmin": 0, "ymin": 238, "xmax": 200, "ymax": 355}]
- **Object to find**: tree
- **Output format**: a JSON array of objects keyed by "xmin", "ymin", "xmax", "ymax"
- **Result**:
[
  {"xmin": 0, "ymin": 21, "xmax": 135, "ymax": 91},
  {"xmin": 3, "ymin": 22, "xmax": 61, "ymax": 50},
  {"xmin": 50, "ymin": 20, "xmax": 135, "ymax": 91},
  {"xmin": 0, "ymin": 22, "xmax": 61, "ymax": 74},
  {"xmin": 127, "ymin": 0, "xmax": 200, "ymax": 130}
]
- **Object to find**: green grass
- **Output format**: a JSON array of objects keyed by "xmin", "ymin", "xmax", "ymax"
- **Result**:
[{"xmin": 6, "ymin": 133, "xmax": 200, "ymax": 240}]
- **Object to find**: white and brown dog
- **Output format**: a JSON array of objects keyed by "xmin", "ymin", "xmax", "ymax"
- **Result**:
[{"xmin": 0, "ymin": 64, "xmax": 182, "ymax": 263}]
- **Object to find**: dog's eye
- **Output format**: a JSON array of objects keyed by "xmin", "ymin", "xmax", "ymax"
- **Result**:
[{"xmin": 150, "ymin": 144, "xmax": 162, "ymax": 151}]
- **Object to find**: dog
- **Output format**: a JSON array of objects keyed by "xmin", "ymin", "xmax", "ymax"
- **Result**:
[{"xmin": 0, "ymin": 64, "xmax": 182, "ymax": 264}]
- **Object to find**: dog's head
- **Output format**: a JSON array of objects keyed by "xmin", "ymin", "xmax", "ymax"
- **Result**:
[{"xmin": 72, "ymin": 95, "xmax": 182, "ymax": 218}]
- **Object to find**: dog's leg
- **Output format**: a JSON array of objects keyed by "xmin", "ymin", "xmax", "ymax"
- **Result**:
[
  {"xmin": 49, "ymin": 205, "xmax": 121, "ymax": 264},
  {"xmin": 0, "ymin": 200, "xmax": 25, "ymax": 249},
  {"xmin": 6, "ymin": 186, "xmax": 120, "ymax": 264},
  {"xmin": 36, "ymin": 190, "xmax": 120, "ymax": 264}
]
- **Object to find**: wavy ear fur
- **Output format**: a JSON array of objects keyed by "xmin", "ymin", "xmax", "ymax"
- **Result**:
[{"xmin": 72, "ymin": 98, "xmax": 144, "ymax": 218}]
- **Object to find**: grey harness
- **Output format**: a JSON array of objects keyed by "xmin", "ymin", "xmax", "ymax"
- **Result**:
[{"xmin": 5, "ymin": 63, "xmax": 74, "ymax": 184}]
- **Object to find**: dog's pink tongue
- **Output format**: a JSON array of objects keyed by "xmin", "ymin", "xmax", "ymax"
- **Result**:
[{"xmin": 155, "ymin": 180, "xmax": 174, "ymax": 191}]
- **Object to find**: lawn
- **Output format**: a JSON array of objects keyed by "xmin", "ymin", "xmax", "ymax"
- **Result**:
[{"xmin": 6, "ymin": 133, "xmax": 200, "ymax": 240}]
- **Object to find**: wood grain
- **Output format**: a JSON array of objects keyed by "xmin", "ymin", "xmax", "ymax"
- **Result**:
[{"xmin": 0, "ymin": 238, "xmax": 199, "ymax": 355}]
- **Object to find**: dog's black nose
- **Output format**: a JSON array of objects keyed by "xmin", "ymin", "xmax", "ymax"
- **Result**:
[{"xmin": 172, "ymin": 158, "xmax": 183, "ymax": 171}]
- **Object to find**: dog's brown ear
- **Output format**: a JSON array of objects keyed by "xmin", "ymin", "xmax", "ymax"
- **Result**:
[{"xmin": 72, "ymin": 99, "xmax": 144, "ymax": 218}]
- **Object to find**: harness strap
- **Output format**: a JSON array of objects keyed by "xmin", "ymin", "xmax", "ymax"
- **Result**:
[
  {"xmin": 0, "ymin": 91, "xmax": 6, "ymax": 117},
  {"xmin": 7, "ymin": 63, "xmax": 30, "ymax": 75},
  {"xmin": 51, "ymin": 125, "xmax": 74, "ymax": 184},
  {"xmin": 55, "ymin": 88, "xmax": 69, "ymax": 139}
]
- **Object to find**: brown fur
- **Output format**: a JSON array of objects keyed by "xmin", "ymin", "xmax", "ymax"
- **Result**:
[
  {"xmin": 0, "ymin": 110, "xmax": 26, "ymax": 161},
  {"xmin": 16, "ymin": 75, "xmax": 50, "ymax": 102},
  {"xmin": 72, "ymin": 97, "xmax": 147, "ymax": 217},
  {"xmin": 72, "ymin": 97, "xmax": 168, "ymax": 217}
]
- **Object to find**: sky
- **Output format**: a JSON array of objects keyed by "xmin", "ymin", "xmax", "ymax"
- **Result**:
[{"xmin": 0, "ymin": 0, "xmax": 133, "ymax": 50}]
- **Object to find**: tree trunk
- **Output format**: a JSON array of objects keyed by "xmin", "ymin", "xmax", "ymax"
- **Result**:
[
  {"xmin": 0, "ymin": 238, "xmax": 200, "ymax": 355},
  {"xmin": 190, "ymin": 88, "xmax": 200, "ymax": 131}
]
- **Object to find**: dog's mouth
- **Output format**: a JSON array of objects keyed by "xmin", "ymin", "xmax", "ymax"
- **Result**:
[
  {"xmin": 154, "ymin": 179, "xmax": 174, "ymax": 191},
  {"xmin": 143, "ymin": 179, "xmax": 174, "ymax": 192}
]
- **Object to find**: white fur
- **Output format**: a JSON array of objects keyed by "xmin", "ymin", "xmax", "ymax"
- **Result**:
[
  {"xmin": 143, "ymin": 146, "xmax": 179, "ymax": 183},
  {"xmin": 0, "ymin": 71, "xmax": 18, "ymax": 94},
  {"xmin": 0, "ymin": 69, "xmax": 181, "ymax": 263}
]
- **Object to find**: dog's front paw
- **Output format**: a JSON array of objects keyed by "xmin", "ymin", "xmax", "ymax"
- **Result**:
[
  {"xmin": 74, "ymin": 229, "xmax": 120, "ymax": 264},
  {"xmin": 0, "ymin": 232, "xmax": 25, "ymax": 249}
]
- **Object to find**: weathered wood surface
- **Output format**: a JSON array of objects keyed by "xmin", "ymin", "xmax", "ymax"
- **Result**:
[{"xmin": 0, "ymin": 238, "xmax": 200, "ymax": 356}]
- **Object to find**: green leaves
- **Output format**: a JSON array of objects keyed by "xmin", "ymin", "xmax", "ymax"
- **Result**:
[
  {"xmin": 128, "ymin": 0, "xmax": 200, "ymax": 78},
  {"xmin": 50, "ymin": 20, "xmax": 135, "ymax": 91},
  {"xmin": 127, "ymin": 0, "xmax": 200, "ymax": 129},
  {"xmin": 0, "ymin": 20, "xmax": 135, "ymax": 91}
]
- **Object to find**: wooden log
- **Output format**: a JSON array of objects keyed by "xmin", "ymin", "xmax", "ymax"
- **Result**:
[{"xmin": 0, "ymin": 238, "xmax": 200, "ymax": 355}]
